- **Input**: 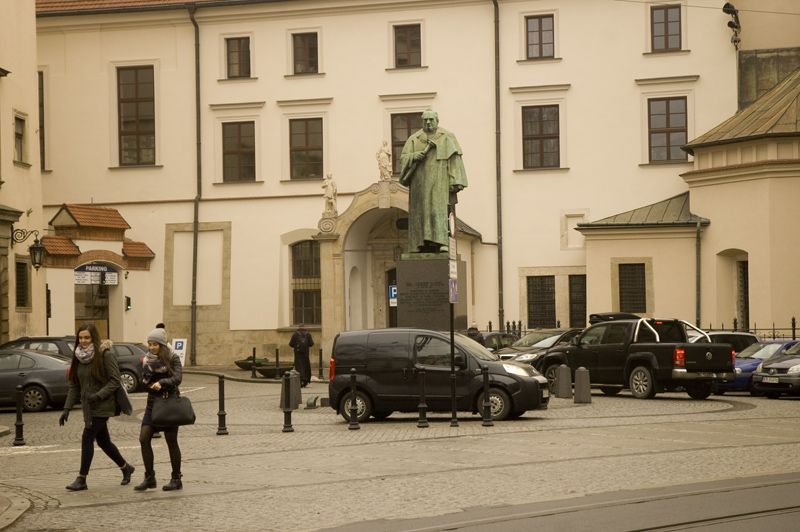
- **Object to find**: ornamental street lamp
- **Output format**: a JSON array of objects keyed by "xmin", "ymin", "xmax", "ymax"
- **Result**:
[{"xmin": 12, "ymin": 228, "xmax": 45, "ymax": 270}]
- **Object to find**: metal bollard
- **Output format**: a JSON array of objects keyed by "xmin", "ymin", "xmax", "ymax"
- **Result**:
[
  {"xmin": 417, "ymin": 368, "xmax": 429, "ymax": 428},
  {"xmin": 216, "ymin": 375, "xmax": 229, "ymax": 435},
  {"xmin": 318, "ymin": 347, "xmax": 323, "ymax": 379},
  {"xmin": 13, "ymin": 385, "xmax": 25, "ymax": 446},
  {"xmin": 275, "ymin": 347, "xmax": 280, "ymax": 379},
  {"xmin": 250, "ymin": 347, "xmax": 257, "ymax": 379},
  {"xmin": 556, "ymin": 364, "xmax": 573, "ymax": 398},
  {"xmin": 574, "ymin": 367, "xmax": 592, "ymax": 404},
  {"xmin": 348, "ymin": 368, "xmax": 360, "ymax": 430},
  {"xmin": 481, "ymin": 365, "xmax": 494, "ymax": 427},
  {"xmin": 281, "ymin": 371, "xmax": 294, "ymax": 432}
]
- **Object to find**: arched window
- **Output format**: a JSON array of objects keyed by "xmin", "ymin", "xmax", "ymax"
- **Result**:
[{"xmin": 291, "ymin": 240, "xmax": 321, "ymax": 325}]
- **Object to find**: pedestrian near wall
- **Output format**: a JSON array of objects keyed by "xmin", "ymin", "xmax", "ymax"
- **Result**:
[
  {"xmin": 134, "ymin": 328, "xmax": 184, "ymax": 491},
  {"xmin": 60, "ymin": 323, "xmax": 135, "ymax": 491},
  {"xmin": 289, "ymin": 325, "xmax": 314, "ymax": 387}
]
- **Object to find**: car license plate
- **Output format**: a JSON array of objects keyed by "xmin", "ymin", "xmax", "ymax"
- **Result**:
[{"xmin": 763, "ymin": 376, "xmax": 780, "ymax": 384}]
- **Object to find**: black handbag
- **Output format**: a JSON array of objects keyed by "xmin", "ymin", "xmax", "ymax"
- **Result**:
[{"xmin": 151, "ymin": 390, "xmax": 196, "ymax": 427}]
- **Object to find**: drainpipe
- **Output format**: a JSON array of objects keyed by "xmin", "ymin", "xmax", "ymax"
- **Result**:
[
  {"xmin": 492, "ymin": 0, "xmax": 505, "ymax": 328},
  {"xmin": 188, "ymin": 4, "xmax": 201, "ymax": 365},
  {"xmin": 695, "ymin": 221, "xmax": 701, "ymax": 328}
]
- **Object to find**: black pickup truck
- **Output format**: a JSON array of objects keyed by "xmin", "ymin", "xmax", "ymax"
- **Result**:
[{"xmin": 539, "ymin": 318, "xmax": 735, "ymax": 399}]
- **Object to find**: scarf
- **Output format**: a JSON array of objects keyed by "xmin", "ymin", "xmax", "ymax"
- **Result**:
[
  {"xmin": 75, "ymin": 344, "xmax": 95, "ymax": 364},
  {"xmin": 142, "ymin": 352, "xmax": 169, "ymax": 384}
]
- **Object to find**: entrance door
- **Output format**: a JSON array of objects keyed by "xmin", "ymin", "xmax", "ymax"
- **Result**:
[{"xmin": 74, "ymin": 263, "xmax": 118, "ymax": 338}]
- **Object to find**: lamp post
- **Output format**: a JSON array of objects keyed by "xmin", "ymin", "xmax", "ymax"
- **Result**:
[{"xmin": 12, "ymin": 228, "xmax": 45, "ymax": 270}]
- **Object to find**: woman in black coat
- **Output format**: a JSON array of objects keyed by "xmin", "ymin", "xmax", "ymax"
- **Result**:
[{"xmin": 60, "ymin": 323, "xmax": 135, "ymax": 491}]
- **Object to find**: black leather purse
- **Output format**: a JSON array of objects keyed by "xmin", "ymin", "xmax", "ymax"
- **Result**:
[{"xmin": 151, "ymin": 390, "xmax": 196, "ymax": 427}]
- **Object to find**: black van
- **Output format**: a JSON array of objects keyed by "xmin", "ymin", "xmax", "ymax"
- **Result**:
[{"xmin": 328, "ymin": 328, "xmax": 549, "ymax": 422}]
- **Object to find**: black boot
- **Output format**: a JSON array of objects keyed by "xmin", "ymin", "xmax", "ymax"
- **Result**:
[
  {"xmin": 66, "ymin": 475, "xmax": 87, "ymax": 491},
  {"xmin": 120, "ymin": 463, "xmax": 135, "ymax": 485},
  {"xmin": 134, "ymin": 473, "xmax": 157, "ymax": 491},
  {"xmin": 162, "ymin": 474, "xmax": 182, "ymax": 491}
]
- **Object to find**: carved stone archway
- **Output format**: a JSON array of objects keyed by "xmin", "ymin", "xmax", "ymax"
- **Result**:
[{"xmin": 316, "ymin": 180, "xmax": 408, "ymax": 357}]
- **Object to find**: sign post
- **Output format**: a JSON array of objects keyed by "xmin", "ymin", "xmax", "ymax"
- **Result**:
[{"xmin": 173, "ymin": 338, "xmax": 187, "ymax": 367}]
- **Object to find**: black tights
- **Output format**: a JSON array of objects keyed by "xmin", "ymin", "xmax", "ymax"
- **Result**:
[
  {"xmin": 140, "ymin": 425, "xmax": 181, "ymax": 478},
  {"xmin": 80, "ymin": 417, "xmax": 126, "ymax": 476}
]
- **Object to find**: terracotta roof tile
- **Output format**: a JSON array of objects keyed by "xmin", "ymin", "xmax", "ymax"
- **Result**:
[
  {"xmin": 122, "ymin": 239, "xmax": 155, "ymax": 258},
  {"xmin": 37, "ymin": 0, "xmax": 242, "ymax": 15},
  {"xmin": 42, "ymin": 235, "xmax": 81, "ymax": 255},
  {"xmin": 52, "ymin": 204, "xmax": 131, "ymax": 230}
]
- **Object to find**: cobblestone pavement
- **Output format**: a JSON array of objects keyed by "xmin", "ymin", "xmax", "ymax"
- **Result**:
[{"xmin": 1, "ymin": 372, "xmax": 799, "ymax": 531}]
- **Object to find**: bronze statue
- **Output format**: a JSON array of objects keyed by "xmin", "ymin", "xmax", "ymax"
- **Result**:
[{"xmin": 399, "ymin": 110, "xmax": 468, "ymax": 253}]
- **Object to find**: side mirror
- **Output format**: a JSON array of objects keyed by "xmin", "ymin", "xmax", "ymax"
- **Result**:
[
  {"xmin": 570, "ymin": 336, "xmax": 580, "ymax": 346},
  {"xmin": 454, "ymin": 353, "xmax": 466, "ymax": 367}
]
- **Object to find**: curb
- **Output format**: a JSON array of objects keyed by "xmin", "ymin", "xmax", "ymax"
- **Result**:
[
  {"xmin": 0, "ymin": 426, "xmax": 9, "ymax": 438},
  {"xmin": 0, "ymin": 492, "xmax": 30, "ymax": 530}
]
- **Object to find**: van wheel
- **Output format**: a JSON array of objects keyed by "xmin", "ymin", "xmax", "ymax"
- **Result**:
[
  {"xmin": 487, "ymin": 388, "xmax": 512, "ymax": 421},
  {"xmin": 340, "ymin": 391, "xmax": 372, "ymax": 423},
  {"xmin": 686, "ymin": 382, "xmax": 712, "ymax": 400},
  {"xmin": 628, "ymin": 366, "xmax": 656, "ymax": 399}
]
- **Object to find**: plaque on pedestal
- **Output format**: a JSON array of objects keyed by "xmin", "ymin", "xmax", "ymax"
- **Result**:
[{"xmin": 397, "ymin": 256, "xmax": 467, "ymax": 331}]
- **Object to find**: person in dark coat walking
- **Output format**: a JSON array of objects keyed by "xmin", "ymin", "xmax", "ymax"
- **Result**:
[
  {"xmin": 289, "ymin": 325, "xmax": 314, "ymax": 387},
  {"xmin": 60, "ymin": 323, "xmax": 135, "ymax": 491}
]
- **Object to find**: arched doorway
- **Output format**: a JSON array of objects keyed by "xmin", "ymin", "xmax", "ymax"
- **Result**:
[{"xmin": 74, "ymin": 262, "xmax": 120, "ymax": 338}]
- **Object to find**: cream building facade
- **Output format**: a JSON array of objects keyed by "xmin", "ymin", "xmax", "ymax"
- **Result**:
[{"xmin": 25, "ymin": 0, "xmax": 799, "ymax": 364}]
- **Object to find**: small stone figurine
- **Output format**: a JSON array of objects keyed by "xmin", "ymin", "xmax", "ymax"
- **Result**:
[
  {"xmin": 322, "ymin": 173, "xmax": 338, "ymax": 215},
  {"xmin": 377, "ymin": 140, "xmax": 392, "ymax": 181}
]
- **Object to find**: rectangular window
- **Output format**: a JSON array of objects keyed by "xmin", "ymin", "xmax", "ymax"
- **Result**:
[
  {"xmin": 222, "ymin": 121, "xmax": 255, "ymax": 182},
  {"xmin": 527, "ymin": 275, "xmax": 556, "ymax": 328},
  {"xmin": 226, "ymin": 37, "xmax": 251, "ymax": 78},
  {"xmin": 619, "ymin": 263, "xmax": 646, "ymax": 313},
  {"xmin": 391, "ymin": 112, "xmax": 422, "ymax": 174},
  {"xmin": 648, "ymin": 96, "xmax": 687, "ymax": 162},
  {"xmin": 293, "ymin": 33, "xmax": 318, "ymax": 74},
  {"xmin": 526, "ymin": 15, "xmax": 554, "ymax": 59},
  {"xmin": 15, "ymin": 261, "xmax": 30, "ymax": 309},
  {"xmin": 394, "ymin": 24, "xmax": 421, "ymax": 68},
  {"xmin": 117, "ymin": 65, "xmax": 155, "ymax": 166},
  {"xmin": 568, "ymin": 274, "xmax": 586, "ymax": 328},
  {"xmin": 38, "ymin": 71, "xmax": 45, "ymax": 170},
  {"xmin": 291, "ymin": 240, "xmax": 321, "ymax": 325},
  {"xmin": 14, "ymin": 117, "xmax": 25, "ymax": 163},
  {"xmin": 290, "ymin": 117, "xmax": 323, "ymax": 180},
  {"xmin": 522, "ymin": 105, "xmax": 559, "ymax": 168},
  {"xmin": 651, "ymin": 5, "xmax": 681, "ymax": 52}
]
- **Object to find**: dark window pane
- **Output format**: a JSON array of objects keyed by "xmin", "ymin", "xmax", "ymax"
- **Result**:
[
  {"xmin": 117, "ymin": 65, "xmax": 156, "ymax": 165},
  {"xmin": 522, "ymin": 105, "xmax": 559, "ymax": 168},
  {"xmin": 293, "ymin": 33, "xmax": 318, "ymax": 74},
  {"xmin": 527, "ymin": 275, "xmax": 556, "ymax": 328},
  {"xmin": 394, "ymin": 24, "xmax": 421, "ymax": 67},
  {"xmin": 651, "ymin": 5, "xmax": 681, "ymax": 51},
  {"xmin": 226, "ymin": 37, "xmax": 251, "ymax": 78},
  {"xmin": 289, "ymin": 118, "xmax": 323, "ymax": 179},
  {"xmin": 569, "ymin": 275, "xmax": 586, "ymax": 328},
  {"xmin": 619, "ymin": 264, "xmax": 646, "ymax": 313},
  {"xmin": 525, "ymin": 15, "xmax": 555, "ymax": 59},
  {"xmin": 222, "ymin": 121, "xmax": 256, "ymax": 182},
  {"xmin": 648, "ymin": 96, "xmax": 687, "ymax": 161},
  {"xmin": 390, "ymin": 112, "xmax": 422, "ymax": 174}
]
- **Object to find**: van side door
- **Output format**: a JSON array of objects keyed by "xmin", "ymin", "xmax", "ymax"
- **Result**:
[
  {"xmin": 413, "ymin": 334, "xmax": 472, "ymax": 410},
  {"xmin": 366, "ymin": 331, "xmax": 416, "ymax": 410}
]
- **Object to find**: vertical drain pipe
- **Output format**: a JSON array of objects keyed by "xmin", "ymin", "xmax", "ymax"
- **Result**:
[
  {"xmin": 188, "ymin": 4, "xmax": 201, "ymax": 366},
  {"xmin": 492, "ymin": 0, "xmax": 505, "ymax": 328},
  {"xmin": 695, "ymin": 220, "xmax": 702, "ymax": 328}
]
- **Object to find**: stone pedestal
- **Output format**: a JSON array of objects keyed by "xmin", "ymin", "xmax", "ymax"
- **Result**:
[{"xmin": 397, "ymin": 255, "xmax": 467, "ymax": 332}]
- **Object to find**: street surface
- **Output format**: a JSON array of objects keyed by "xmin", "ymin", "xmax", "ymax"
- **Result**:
[{"xmin": 1, "ymin": 372, "xmax": 799, "ymax": 531}]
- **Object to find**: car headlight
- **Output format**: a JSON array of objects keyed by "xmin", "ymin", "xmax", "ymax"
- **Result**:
[
  {"xmin": 503, "ymin": 364, "xmax": 530, "ymax": 377},
  {"xmin": 755, "ymin": 362, "xmax": 763, "ymax": 373},
  {"xmin": 787, "ymin": 364, "xmax": 800, "ymax": 375},
  {"xmin": 515, "ymin": 353, "xmax": 541, "ymax": 363}
]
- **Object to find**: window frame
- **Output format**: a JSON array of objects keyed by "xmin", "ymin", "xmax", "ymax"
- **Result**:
[
  {"xmin": 526, "ymin": 275, "xmax": 556, "ymax": 329},
  {"xmin": 650, "ymin": 4, "xmax": 682, "ymax": 53},
  {"xmin": 291, "ymin": 31, "xmax": 319, "ymax": 75},
  {"xmin": 390, "ymin": 112, "xmax": 423, "ymax": 175},
  {"xmin": 522, "ymin": 104, "xmax": 560, "ymax": 169},
  {"xmin": 38, "ymin": 71, "xmax": 46, "ymax": 170},
  {"xmin": 611, "ymin": 258, "xmax": 653, "ymax": 316},
  {"xmin": 15, "ymin": 259, "xmax": 31, "ymax": 310},
  {"xmin": 290, "ymin": 240, "xmax": 321, "ymax": 326},
  {"xmin": 226, "ymin": 36, "xmax": 251, "ymax": 79},
  {"xmin": 393, "ymin": 23, "xmax": 422, "ymax": 68},
  {"xmin": 13, "ymin": 115, "xmax": 25, "ymax": 164},
  {"xmin": 289, "ymin": 117, "xmax": 324, "ymax": 180},
  {"xmin": 647, "ymin": 96, "xmax": 688, "ymax": 163},
  {"xmin": 116, "ymin": 64, "xmax": 156, "ymax": 166},
  {"xmin": 513, "ymin": 87, "xmax": 569, "ymax": 172},
  {"xmin": 221, "ymin": 120, "xmax": 256, "ymax": 182},
  {"xmin": 525, "ymin": 14, "xmax": 555, "ymax": 60}
]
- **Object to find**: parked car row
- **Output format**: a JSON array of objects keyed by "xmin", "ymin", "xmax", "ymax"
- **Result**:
[{"xmin": 0, "ymin": 336, "xmax": 149, "ymax": 412}]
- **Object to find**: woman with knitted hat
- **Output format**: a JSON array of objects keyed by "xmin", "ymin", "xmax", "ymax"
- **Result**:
[{"xmin": 133, "ymin": 327, "xmax": 184, "ymax": 491}]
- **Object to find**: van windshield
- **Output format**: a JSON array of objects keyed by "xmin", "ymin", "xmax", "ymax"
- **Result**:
[{"xmin": 454, "ymin": 333, "xmax": 500, "ymax": 361}]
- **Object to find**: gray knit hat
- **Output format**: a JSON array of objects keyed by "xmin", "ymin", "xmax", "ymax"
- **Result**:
[{"xmin": 147, "ymin": 328, "xmax": 168, "ymax": 347}]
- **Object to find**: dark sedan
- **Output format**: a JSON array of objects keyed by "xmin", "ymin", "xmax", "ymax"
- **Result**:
[
  {"xmin": 0, "ymin": 349, "xmax": 70, "ymax": 411},
  {"xmin": 0, "ymin": 336, "xmax": 145, "ymax": 393},
  {"xmin": 752, "ymin": 342, "xmax": 800, "ymax": 398},
  {"xmin": 495, "ymin": 329, "xmax": 581, "ymax": 361}
]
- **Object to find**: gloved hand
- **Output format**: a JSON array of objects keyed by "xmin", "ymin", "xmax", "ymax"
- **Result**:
[
  {"xmin": 88, "ymin": 393, "xmax": 100, "ymax": 404},
  {"xmin": 59, "ymin": 410, "xmax": 69, "ymax": 426}
]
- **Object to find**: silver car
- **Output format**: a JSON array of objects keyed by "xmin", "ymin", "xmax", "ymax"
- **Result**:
[{"xmin": 0, "ymin": 349, "xmax": 70, "ymax": 412}]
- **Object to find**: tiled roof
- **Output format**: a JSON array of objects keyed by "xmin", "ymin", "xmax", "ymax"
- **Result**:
[
  {"xmin": 122, "ymin": 239, "xmax": 155, "ymax": 258},
  {"xmin": 578, "ymin": 192, "xmax": 709, "ymax": 229},
  {"xmin": 684, "ymin": 66, "xmax": 800, "ymax": 154},
  {"xmin": 36, "ymin": 0, "xmax": 249, "ymax": 15},
  {"xmin": 42, "ymin": 235, "xmax": 81, "ymax": 255},
  {"xmin": 50, "ymin": 204, "xmax": 131, "ymax": 230}
]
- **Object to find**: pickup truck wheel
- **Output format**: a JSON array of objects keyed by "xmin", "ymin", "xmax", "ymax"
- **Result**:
[
  {"xmin": 629, "ymin": 366, "xmax": 656, "ymax": 399},
  {"xmin": 686, "ymin": 382, "xmax": 712, "ymax": 400},
  {"xmin": 340, "ymin": 391, "xmax": 372, "ymax": 423},
  {"xmin": 600, "ymin": 386, "xmax": 622, "ymax": 396},
  {"xmin": 543, "ymin": 364, "xmax": 560, "ymax": 392},
  {"xmin": 487, "ymin": 388, "xmax": 512, "ymax": 421}
]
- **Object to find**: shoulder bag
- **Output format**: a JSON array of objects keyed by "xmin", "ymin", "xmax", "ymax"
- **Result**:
[{"xmin": 151, "ymin": 389, "xmax": 196, "ymax": 427}]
